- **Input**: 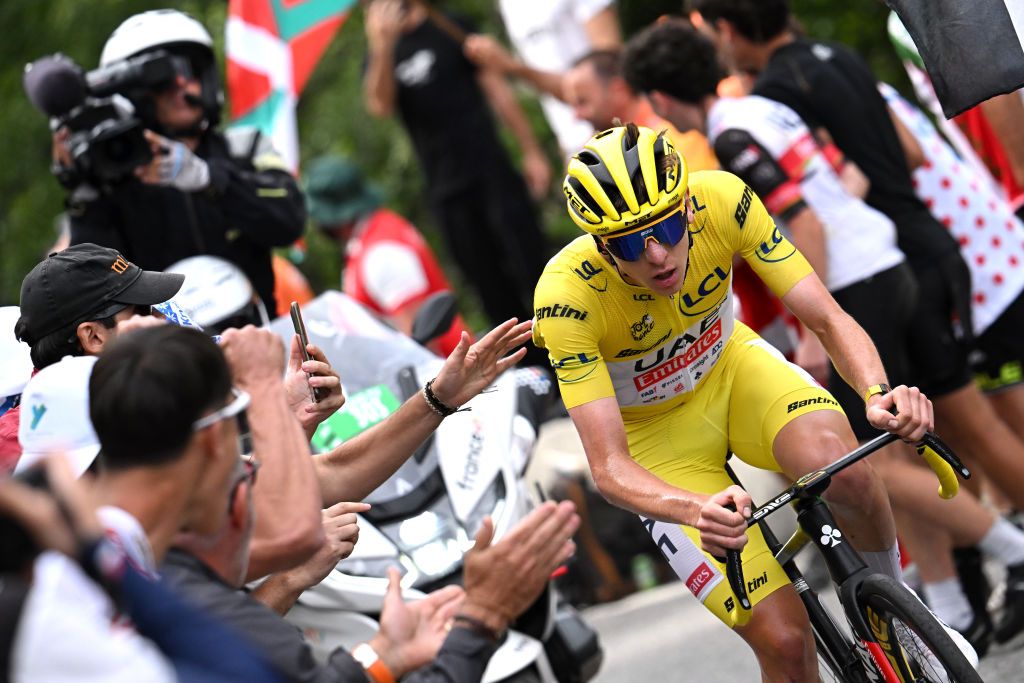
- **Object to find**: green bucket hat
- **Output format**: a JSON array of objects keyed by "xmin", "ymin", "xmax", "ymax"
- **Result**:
[{"xmin": 303, "ymin": 156, "xmax": 383, "ymax": 226}]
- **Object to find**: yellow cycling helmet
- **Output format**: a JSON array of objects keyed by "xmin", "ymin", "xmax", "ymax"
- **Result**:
[{"xmin": 563, "ymin": 123, "xmax": 688, "ymax": 236}]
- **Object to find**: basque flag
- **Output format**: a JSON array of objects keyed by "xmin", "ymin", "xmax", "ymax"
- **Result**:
[
  {"xmin": 226, "ymin": 0, "xmax": 356, "ymax": 172},
  {"xmin": 887, "ymin": 0, "xmax": 1024, "ymax": 118}
]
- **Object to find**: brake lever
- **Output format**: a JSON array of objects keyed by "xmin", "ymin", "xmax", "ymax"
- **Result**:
[
  {"xmin": 717, "ymin": 503, "xmax": 751, "ymax": 626},
  {"xmin": 919, "ymin": 432, "xmax": 971, "ymax": 480}
]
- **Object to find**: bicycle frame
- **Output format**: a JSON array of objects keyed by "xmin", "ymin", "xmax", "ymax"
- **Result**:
[{"xmin": 722, "ymin": 431, "xmax": 972, "ymax": 680}]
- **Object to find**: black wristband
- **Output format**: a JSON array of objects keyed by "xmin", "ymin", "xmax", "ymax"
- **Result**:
[{"xmin": 423, "ymin": 378, "xmax": 467, "ymax": 418}]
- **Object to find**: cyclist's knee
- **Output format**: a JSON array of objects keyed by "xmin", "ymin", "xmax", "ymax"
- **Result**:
[
  {"xmin": 828, "ymin": 459, "xmax": 883, "ymax": 509},
  {"xmin": 782, "ymin": 427, "xmax": 851, "ymax": 472},
  {"xmin": 748, "ymin": 622, "xmax": 816, "ymax": 680}
]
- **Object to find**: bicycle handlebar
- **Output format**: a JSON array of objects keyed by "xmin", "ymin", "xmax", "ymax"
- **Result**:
[{"xmin": 719, "ymin": 430, "xmax": 969, "ymax": 628}]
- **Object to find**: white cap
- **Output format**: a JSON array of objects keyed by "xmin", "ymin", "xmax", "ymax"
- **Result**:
[
  {"xmin": 16, "ymin": 355, "xmax": 100, "ymax": 477},
  {"xmin": 0, "ymin": 306, "xmax": 33, "ymax": 398}
]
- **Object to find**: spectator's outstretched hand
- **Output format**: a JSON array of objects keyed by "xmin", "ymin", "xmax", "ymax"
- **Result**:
[
  {"xmin": 284, "ymin": 334, "xmax": 344, "ymax": 440},
  {"xmin": 369, "ymin": 567, "xmax": 465, "ymax": 678},
  {"xmin": 459, "ymin": 501, "xmax": 579, "ymax": 633},
  {"xmin": 429, "ymin": 319, "xmax": 533, "ymax": 409}
]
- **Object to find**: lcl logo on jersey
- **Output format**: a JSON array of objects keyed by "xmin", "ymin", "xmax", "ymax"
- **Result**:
[
  {"xmin": 756, "ymin": 226, "xmax": 796, "ymax": 263},
  {"xmin": 679, "ymin": 265, "xmax": 730, "ymax": 313},
  {"xmin": 573, "ymin": 259, "xmax": 607, "ymax": 292}
]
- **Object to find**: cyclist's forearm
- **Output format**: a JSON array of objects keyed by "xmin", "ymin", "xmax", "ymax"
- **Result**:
[
  {"xmin": 570, "ymin": 398, "xmax": 706, "ymax": 525},
  {"xmin": 591, "ymin": 458, "xmax": 705, "ymax": 526},
  {"xmin": 783, "ymin": 275, "xmax": 887, "ymax": 397},
  {"xmin": 815, "ymin": 309, "xmax": 888, "ymax": 398}
]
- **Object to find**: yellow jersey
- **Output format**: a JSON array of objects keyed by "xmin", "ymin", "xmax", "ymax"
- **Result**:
[{"xmin": 533, "ymin": 170, "xmax": 813, "ymax": 416}]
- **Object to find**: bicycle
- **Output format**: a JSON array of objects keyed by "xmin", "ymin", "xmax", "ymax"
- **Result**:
[{"xmin": 721, "ymin": 431, "xmax": 983, "ymax": 682}]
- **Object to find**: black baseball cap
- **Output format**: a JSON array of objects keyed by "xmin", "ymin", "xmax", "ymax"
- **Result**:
[{"xmin": 16, "ymin": 243, "xmax": 185, "ymax": 344}]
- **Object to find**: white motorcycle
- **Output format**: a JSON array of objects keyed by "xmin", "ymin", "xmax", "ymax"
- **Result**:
[{"xmin": 268, "ymin": 291, "xmax": 603, "ymax": 683}]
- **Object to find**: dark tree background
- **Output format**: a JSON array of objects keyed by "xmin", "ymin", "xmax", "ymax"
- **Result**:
[{"xmin": 0, "ymin": 0, "xmax": 906, "ymax": 323}]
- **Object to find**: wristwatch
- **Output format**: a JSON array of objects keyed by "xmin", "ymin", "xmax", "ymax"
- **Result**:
[
  {"xmin": 863, "ymin": 383, "xmax": 891, "ymax": 403},
  {"xmin": 351, "ymin": 643, "xmax": 396, "ymax": 683}
]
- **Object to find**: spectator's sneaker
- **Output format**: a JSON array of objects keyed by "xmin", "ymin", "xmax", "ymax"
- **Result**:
[
  {"xmin": 954, "ymin": 546, "xmax": 992, "ymax": 615},
  {"xmin": 956, "ymin": 609, "xmax": 993, "ymax": 659},
  {"xmin": 995, "ymin": 562, "xmax": 1024, "ymax": 643}
]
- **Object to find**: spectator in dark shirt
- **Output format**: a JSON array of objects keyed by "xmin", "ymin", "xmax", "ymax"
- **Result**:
[{"xmin": 363, "ymin": 0, "xmax": 551, "ymax": 336}]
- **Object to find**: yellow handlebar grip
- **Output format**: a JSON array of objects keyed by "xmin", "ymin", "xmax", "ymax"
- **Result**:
[{"xmin": 918, "ymin": 445, "xmax": 960, "ymax": 499}]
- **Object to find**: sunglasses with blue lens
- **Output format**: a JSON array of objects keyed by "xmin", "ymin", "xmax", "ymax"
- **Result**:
[{"xmin": 603, "ymin": 210, "xmax": 688, "ymax": 262}]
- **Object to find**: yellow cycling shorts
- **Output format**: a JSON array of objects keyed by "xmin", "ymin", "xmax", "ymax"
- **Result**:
[{"xmin": 629, "ymin": 324, "xmax": 845, "ymax": 626}]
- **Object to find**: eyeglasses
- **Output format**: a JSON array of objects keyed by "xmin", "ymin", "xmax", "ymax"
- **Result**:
[
  {"xmin": 193, "ymin": 388, "xmax": 250, "ymax": 430},
  {"xmin": 193, "ymin": 388, "xmax": 253, "ymax": 455},
  {"xmin": 602, "ymin": 210, "xmax": 688, "ymax": 262}
]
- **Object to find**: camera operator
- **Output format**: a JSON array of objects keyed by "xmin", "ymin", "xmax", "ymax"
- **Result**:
[{"xmin": 51, "ymin": 9, "xmax": 305, "ymax": 314}]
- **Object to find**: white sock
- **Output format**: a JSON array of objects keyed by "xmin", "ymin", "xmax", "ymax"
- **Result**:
[
  {"xmin": 978, "ymin": 517, "xmax": 1024, "ymax": 567},
  {"xmin": 923, "ymin": 578, "xmax": 975, "ymax": 631},
  {"xmin": 862, "ymin": 544, "xmax": 903, "ymax": 582}
]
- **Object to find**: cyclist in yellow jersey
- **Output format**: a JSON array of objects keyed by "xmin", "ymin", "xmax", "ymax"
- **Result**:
[{"xmin": 534, "ymin": 123, "xmax": 935, "ymax": 681}]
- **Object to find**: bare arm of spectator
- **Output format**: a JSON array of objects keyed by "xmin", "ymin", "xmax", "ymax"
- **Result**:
[
  {"xmin": 981, "ymin": 91, "xmax": 1024, "ymax": 187},
  {"xmin": 477, "ymin": 68, "xmax": 553, "ymax": 199},
  {"xmin": 252, "ymin": 501, "xmax": 369, "ymax": 615},
  {"xmin": 363, "ymin": 0, "xmax": 405, "ymax": 117},
  {"xmin": 314, "ymin": 319, "xmax": 532, "ymax": 506},
  {"xmin": 837, "ymin": 160, "xmax": 870, "ymax": 200},
  {"xmin": 220, "ymin": 327, "xmax": 324, "ymax": 581},
  {"xmin": 283, "ymin": 335, "xmax": 344, "ymax": 442},
  {"xmin": 583, "ymin": 5, "xmax": 622, "ymax": 49},
  {"xmin": 887, "ymin": 106, "xmax": 925, "ymax": 171},
  {"xmin": 463, "ymin": 35, "xmax": 567, "ymax": 101}
]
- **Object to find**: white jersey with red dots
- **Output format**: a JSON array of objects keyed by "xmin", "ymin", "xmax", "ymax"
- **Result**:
[{"xmin": 879, "ymin": 83, "xmax": 1024, "ymax": 335}]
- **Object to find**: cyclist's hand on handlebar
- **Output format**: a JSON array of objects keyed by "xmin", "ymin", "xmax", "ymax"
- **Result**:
[
  {"xmin": 865, "ymin": 384, "xmax": 933, "ymax": 443},
  {"xmin": 695, "ymin": 485, "xmax": 752, "ymax": 559}
]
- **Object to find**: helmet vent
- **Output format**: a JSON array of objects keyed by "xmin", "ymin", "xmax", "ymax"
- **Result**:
[
  {"xmin": 621, "ymin": 123, "xmax": 648, "ymax": 207},
  {"xmin": 653, "ymin": 132, "xmax": 670, "ymax": 193},
  {"xmin": 566, "ymin": 177, "xmax": 604, "ymax": 219}
]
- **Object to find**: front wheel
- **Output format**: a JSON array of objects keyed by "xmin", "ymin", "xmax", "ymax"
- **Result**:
[{"xmin": 857, "ymin": 574, "xmax": 982, "ymax": 683}]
